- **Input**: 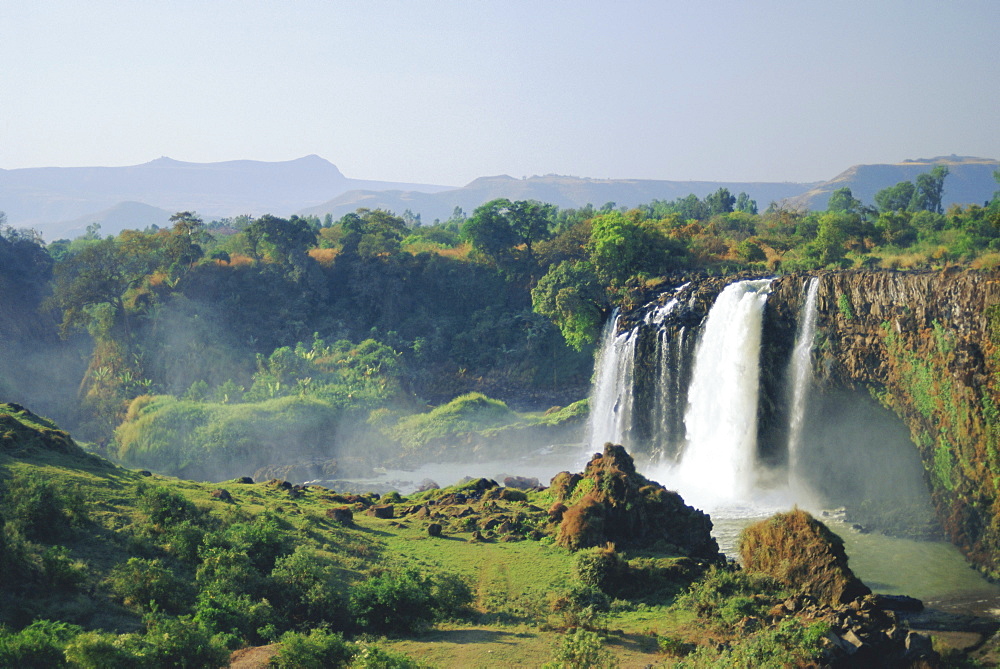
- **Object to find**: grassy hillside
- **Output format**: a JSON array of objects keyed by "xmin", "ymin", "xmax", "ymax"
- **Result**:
[{"xmin": 0, "ymin": 404, "xmax": 982, "ymax": 667}]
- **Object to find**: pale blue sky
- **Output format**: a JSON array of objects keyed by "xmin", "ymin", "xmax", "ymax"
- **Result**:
[{"xmin": 2, "ymin": 1, "xmax": 997, "ymax": 185}]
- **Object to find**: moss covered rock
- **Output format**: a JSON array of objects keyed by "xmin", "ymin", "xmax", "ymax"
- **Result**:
[
  {"xmin": 739, "ymin": 508, "xmax": 871, "ymax": 606},
  {"xmin": 553, "ymin": 443, "xmax": 719, "ymax": 558}
]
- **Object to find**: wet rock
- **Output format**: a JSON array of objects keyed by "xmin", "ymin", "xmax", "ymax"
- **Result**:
[
  {"xmin": 503, "ymin": 475, "xmax": 541, "ymax": 490},
  {"xmin": 873, "ymin": 594, "xmax": 924, "ymax": 612},
  {"xmin": 416, "ymin": 479, "xmax": 440, "ymax": 492}
]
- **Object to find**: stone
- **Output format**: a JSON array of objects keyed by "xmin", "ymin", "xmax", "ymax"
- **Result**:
[
  {"xmin": 427, "ymin": 523, "xmax": 442, "ymax": 537},
  {"xmin": 326, "ymin": 507, "xmax": 353, "ymax": 525},
  {"xmin": 210, "ymin": 488, "xmax": 233, "ymax": 502},
  {"xmin": 366, "ymin": 505, "xmax": 394, "ymax": 519}
]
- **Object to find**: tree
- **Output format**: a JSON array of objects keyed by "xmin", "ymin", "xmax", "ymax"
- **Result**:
[
  {"xmin": 244, "ymin": 215, "xmax": 317, "ymax": 268},
  {"xmin": 705, "ymin": 188, "xmax": 736, "ymax": 216},
  {"xmin": 909, "ymin": 165, "xmax": 949, "ymax": 214},
  {"xmin": 875, "ymin": 181, "xmax": 916, "ymax": 213},
  {"xmin": 827, "ymin": 187, "xmax": 863, "ymax": 214},
  {"xmin": 734, "ymin": 192, "xmax": 758, "ymax": 215},
  {"xmin": 461, "ymin": 198, "xmax": 555, "ymax": 266},
  {"xmin": 531, "ymin": 260, "xmax": 605, "ymax": 351}
]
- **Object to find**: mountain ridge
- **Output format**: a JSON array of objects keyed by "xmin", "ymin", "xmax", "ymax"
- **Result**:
[{"xmin": 2, "ymin": 155, "xmax": 997, "ymax": 240}]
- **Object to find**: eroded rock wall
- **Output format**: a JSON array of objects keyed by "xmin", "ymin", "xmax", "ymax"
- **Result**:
[{"xmin": 769, "ymin": 269, "xmax": 1000, "ymax": 578}]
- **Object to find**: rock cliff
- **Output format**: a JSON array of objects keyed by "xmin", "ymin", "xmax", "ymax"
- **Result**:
[{"xmin": 766, "ymin": 269, "xmax": 1000, "ymax": 578}]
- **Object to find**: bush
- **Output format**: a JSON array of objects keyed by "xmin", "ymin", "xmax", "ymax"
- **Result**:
[
  {"xmin": 63, "ymin": 631, "xmax": 141, "ymax": 669},
  {"xmin": 269, "ymin": 546, "xmax": 347, "ymax": 628},
  {"xmin": 542, "ymin": 628, "xmax": 618, "ymax": 669},
  {"xmin": 575, "ymin": 544, "xmax": 625, "ymax": 594},
  {"xmin": 349, "ymin": 569, "xmax": 434, "ymax": 634},
  {"xmin": 0, "ymin": 619, "xmax": 82, "ymax": 668},
  {"xmin": 138, "ymin": 614, "xmax": 229, "ymax": 669},
  {"xmin": 107, "ymin": 558, "xmax": 192, "ymax": 614},
  {"xmin": 349, "ymin": 643, "xmax": 429, "ymax": 668},
  {"xmin": 671, "ymin": 567, "xmax": 782, "ymax": 628},
  {"xmin": 136, "ymin": 484, "xmax": 200, "ymax": 529},
  {"xmin": 0, "ymin": 470, "xmax": 87, "ymax": 542},
  {"xmin": 193, "ymin": 590, "xmax": 277, "ymax": 647},
  {"xmin": 270, "ymin": 628, "xmax": 354, "ymax": 669}
]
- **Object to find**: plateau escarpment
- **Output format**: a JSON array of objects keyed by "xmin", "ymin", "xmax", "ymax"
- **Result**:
[{"xmin": 766, "ymin": 269, "xmax": 1000, "ymax": 578}]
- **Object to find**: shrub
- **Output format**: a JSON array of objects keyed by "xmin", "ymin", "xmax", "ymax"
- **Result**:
[
  {"xmin": 107, "ymin": 558, "xmax": 192, "ymax": 614},
  {"xmin": 542, "ymin": 628, "xmax": 618, "ymax": 669},
  {"xmin": 575, "ymin": 544, "xmax": 625, "ymax": 594},
  {"xmin": 269, "ymin": 546, "xmax": 347, "ymax": 628},
  {"xmin": 349, "ymin": 643, "xmax": 429, "ymax": 668},
  {"xmin": 349, "ymin": 569, "xmax": 434, "ymax": 634},
  {"xmin": 136, "ymin": 484, "xmax": 200, "ymax": 529},
  {"xmin": 0, "ymin": 470, "xmax": 87, "ymax": 542},
  {"xmin": 0, "ymin": 619, "xmax": 82, "ymax": 668},
  {"xmin": 193, "ymin": 590, "xmax": 276, "ymax": 647},
  {"xmin": 138, "ymin": 614, "xmax": 229, "ymax": 669},
  {"xmin": 671, "ymin": 566, "xmax": 782, "ymax": 628},
  {"xmin": 63, "ymin": 631, "xmax": 141, "ymax": 669},
  {"xmin": 270, "ymin": 628, "xmax": 354, "ymax": 669}
]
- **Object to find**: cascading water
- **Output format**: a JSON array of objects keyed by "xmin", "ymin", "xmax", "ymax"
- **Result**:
[
  {"xmin": 786, "ymin": 277, "xmax": 820, "ymax": 476},
  {"xmin": 587, "ymin": 310, "xmax": 638, "ymax": 450},
  {"xmin": 663, "ymin": 279, "xmax": 774, "ymax": 508}
]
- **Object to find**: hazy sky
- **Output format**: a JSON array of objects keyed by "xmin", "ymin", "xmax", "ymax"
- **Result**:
[{"xmin": 2, "ymin": 1, "xmax": 998, "ymax": 186}]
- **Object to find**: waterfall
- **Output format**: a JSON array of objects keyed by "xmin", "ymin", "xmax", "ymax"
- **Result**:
[
  {"xmin": 587, "ymin": 310, "xmax": 638, "ymax": 450},
  {"xmin": 665, "ymin": 279, "xmax": 774, "ymax": 507},
  {"xmin": 786, "ymin": 277, "xmax": 820, "ymax": 475}
]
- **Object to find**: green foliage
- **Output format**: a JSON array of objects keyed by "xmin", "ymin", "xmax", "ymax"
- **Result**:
[
  {"xmin": 349, "ymin": 643, "xmax": 429, "ymax": 668},
  {"xmin": 270, "ymin": 628, "xmax": 354, "ymax": 669},
  {"xmin": 837, "ymin": 293, "xmax": 854, "ymax": 320},
  {"xmin": 542, "ymin": 628, "xmax": 618, "ymax": 669},
  {"xmin": 391, "ymin": 393, "xmax": 516, "ymax": 450},
  {"xmin": 136, "ymin": 614, "xmax": 229, "ymax": 669},
  {"xmin": 269, "ymin": 546, "xmax": 347, "ymax": 628},
  {"xmin": 348, "ymin": 567, "xmax": 471, "ymax": 634},
  {"xmin": 107, "ymin": 558, "xmax": 192, "ymax": 614},
  {"xmin": 0, "ymin": 469, "xmax": 87, "ymax": 542},
  {"xmin": 671, "ymin": 567, "xmax": 783, "ymax": 628},
  {"xmin": 531, "ymin": 260, "xmax": 605, "ymax": 350},
  {"xmin": 0, "ymin": 619, "xmax": 81, "ymax": 668}
]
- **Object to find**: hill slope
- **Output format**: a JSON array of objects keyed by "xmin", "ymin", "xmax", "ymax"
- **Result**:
[{"xmin": 783, "ymin": 155, "xmax": 1000, "ymax": 211}]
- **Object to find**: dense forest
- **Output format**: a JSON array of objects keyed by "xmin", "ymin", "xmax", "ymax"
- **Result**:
[{"xmin": 2, "ymin": 166, "xmax": 1000, "ymax": 666}]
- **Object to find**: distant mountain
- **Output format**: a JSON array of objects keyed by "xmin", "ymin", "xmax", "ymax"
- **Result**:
[
  {"xmin": 782, "ymin": 156, "xmax": 1000, "ymax": 211},
  {"xmin": 4, "ymin": 155, "xmax": 999, "ymax": 242},
  {"xmin": 0, "ymin": 155, "xmax": 452, "ymax": 240},
  {"xmin": 53, "ymin": 202, "xmax": 174, "ymax": 241},
  {"xmin": 297, "ymin": 174, "xmax": 818, "ymax": 223}
]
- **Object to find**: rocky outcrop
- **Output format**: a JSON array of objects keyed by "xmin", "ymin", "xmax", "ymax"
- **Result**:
[
  {"xmin": 765, "ymin": 269, "xmax": 1000, "ymax": 578},
  {"xmin": 740, "ymin": 509, "xmax": 870, "ymax": 606},
  {"xmin": 554, "ymin": 443, "xmax": 721, "ymax": 558}
]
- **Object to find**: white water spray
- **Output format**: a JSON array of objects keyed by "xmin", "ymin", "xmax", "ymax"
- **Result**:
[
  {"xmin": 587, "ymin": 311, "xmax": 638, "ymax": 450},
  {"xmin": 663, "ymin": 279, "xmax": 774, "ymax": 508},
  {"xmin": 786, "ymin": 277, "xmax": 820, "ymax": 475}
]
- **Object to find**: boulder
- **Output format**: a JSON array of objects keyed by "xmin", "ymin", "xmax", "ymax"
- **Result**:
[
  {"xmin": 210, "ymin": 488, "xmax": 233, "ymax": 503},
  {"xmin": 739, "ymin": 508, "xmax": 871, "ymax": 606},
  {"xmin": 366, "ymin": 505, "xmax": 394, "ymax": 519},
  {"xmin": 427, "ymin": 523, "xmax": 443, "ymax": 537},
  {"xmin": 503, "ymin": 475, "xmax": 541, "ymax": 490},
  {"xmin": 553, "ymin": 443, "xmax": 719, "ymax": 558},
  {"xmin": 325, "ymin": 507, "xmax": 354, "ymax": 525}
]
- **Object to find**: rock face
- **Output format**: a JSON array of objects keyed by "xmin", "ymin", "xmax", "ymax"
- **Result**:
[
  {"xmin": 765, "ymin": 269, "xmax": 1000, "ymax": 578},
  {"xmin": 740, "ymin": 509, "xmax": 871, "ymax": 606},
  {"xmin": 554, "ymin": 443, "xmax": 720, "ymax": 558}
]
